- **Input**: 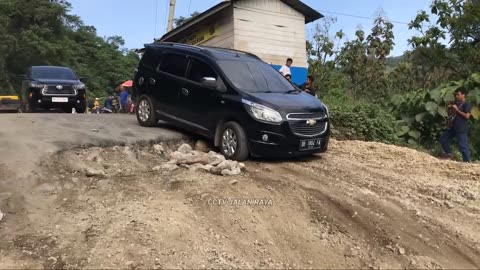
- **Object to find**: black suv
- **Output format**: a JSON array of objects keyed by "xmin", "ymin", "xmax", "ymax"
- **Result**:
[
  {"xmin": 20, "ymin": 66, "xmax": 87, "ymax": 113},
  {"xmin": 133, "ymin": 43, "xmax": 330, "ymax": 161}
]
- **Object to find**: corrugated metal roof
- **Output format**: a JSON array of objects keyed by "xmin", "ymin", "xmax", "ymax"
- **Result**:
[{"xmin": 159, "ymin": 0, "xmax": 323, "ymax": 42}]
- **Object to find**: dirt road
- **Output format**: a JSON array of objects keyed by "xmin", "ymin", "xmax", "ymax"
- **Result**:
[{"xmin": 1, "ymin": 114, "xmax": 480, "ymax": 269}]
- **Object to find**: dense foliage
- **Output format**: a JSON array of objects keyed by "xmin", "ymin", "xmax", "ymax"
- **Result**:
[
  {"xmin": 310, "ymin": 0, "xmax": 480, "ymax": 160},
  {"xmin": 0, "ymin": 0, "xmax": 139, "ymax": 98}
]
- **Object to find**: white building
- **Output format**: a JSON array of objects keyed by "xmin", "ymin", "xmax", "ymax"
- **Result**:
[{"xmin": 158, "ymin": 0, "xmax": 322, "ymax": 85}]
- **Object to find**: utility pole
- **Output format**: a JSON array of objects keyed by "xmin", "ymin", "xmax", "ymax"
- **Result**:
[{"xmin": 167, "ymin": 0, "xmax": 176, "ymax": 32}]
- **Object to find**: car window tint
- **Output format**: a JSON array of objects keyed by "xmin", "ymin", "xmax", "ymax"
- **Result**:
[
  {"xmin": 158, "ymin": 54, "xmax": 188, "ymax": 77},
  {"xmin": 140, "ymin": 48, "xmax": 158, "ymax": 70},
  {"xmin": 187, "ymin": 59, "xmax": 217, "ymax": 83},
  {"xmin": 31, "ymin": 67, "xmax": 77, "ymax": 80},
  {"xmin": 218, "ymin": 60, "xmax": 294, "ymax": 93}
]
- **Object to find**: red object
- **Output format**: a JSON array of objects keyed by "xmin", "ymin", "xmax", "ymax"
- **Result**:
[{"xmin": 121, "ymin": 80, "xmax": 133, "ymax": 87}]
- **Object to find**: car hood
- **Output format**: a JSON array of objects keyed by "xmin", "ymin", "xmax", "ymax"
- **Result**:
[
  {"xmin": 32, "ymin": 79, "xmax": 80, "ymax": 85},
  {"xmin": 245, "ymin": 91, "xmax": 327, "ymax": 113}
]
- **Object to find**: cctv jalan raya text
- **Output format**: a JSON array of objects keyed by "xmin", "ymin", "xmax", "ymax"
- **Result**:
[{"xmin": 208, "ymin": 198, "xmax": 273, "ymax": 206}]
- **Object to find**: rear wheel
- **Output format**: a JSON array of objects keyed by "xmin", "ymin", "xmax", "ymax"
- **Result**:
[
  {"xmin": 219, "ymin": 121, "xmax": 249, "ymax": 161},
  {"xmin": 136, "ymin": 94, "xmax": 159, "ymax": 127}
]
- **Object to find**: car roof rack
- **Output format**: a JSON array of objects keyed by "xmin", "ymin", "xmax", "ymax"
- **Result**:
[
  {"xmin": 200, "ymin": 46, "xmax": 260, "ymax": 60},
  {"xmin": 151, "ymin": 42, "xmax": 204, "ymax": 52}
]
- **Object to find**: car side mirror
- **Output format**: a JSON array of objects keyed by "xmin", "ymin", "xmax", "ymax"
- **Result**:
[
  {"xmin": 79, "ymin": 77, "xmax": 87, "ymax": 83},
  {"xmin": 202, "ymin": 77, "xmax": 217, "ymax": 89}
]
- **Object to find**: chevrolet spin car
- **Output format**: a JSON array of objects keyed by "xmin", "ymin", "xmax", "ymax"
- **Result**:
[{"xmin": 133, "ymin": 43, "xmax": 330, "ymax": 161}]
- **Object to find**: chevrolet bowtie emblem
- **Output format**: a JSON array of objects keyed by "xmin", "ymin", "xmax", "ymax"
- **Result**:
[{"xmin": 306, "ymin": 119, "xmax": 317, "ymax": 126}]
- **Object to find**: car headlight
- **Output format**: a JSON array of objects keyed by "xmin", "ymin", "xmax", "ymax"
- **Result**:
[
  {"xmin": 324, "ymin": 105, "xmax": 330, "ymax": 118},
  {"xmin": 73, "ymin": 83, "xmax": 86, "ymax": 90},
  {"xmin": 28, "ymin": 82, "xmax": 46, "ymax": 88},
  {"xmin": 242, "ymin": 99, "xmax": 282, "ymax": 123}
]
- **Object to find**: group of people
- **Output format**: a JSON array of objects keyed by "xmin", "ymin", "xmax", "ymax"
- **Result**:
[
  {"xmin": 278, "ymin": 58, "xmax": 317, "ymax": 97},
  {"xmin": 278, "ymin": 57, "xmax": 473, "ymax": 163},
  {"xmin": 91, "ymin": 85, "xmax": 134, "ymax": 114}
]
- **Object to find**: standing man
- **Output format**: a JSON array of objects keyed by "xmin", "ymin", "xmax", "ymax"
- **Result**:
[
  {"xmin": 440, "ymin": 87, "xmax": 472, "ymax": 162},
  {"xmin": 119, "ymin": 86, "xmax": 129, "ymax": 113},
  {"xmin": 279, "ymin": 58, "xmax": 293, "ymax": 76},
  {"xmin": 300, "ymin": 75, "xmax": 317, "ymax": 97}
]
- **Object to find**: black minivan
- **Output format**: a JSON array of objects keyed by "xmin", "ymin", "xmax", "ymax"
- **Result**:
[{"xmin": 133, "ymin": 42, "xmax": 330, "ymax": 161}]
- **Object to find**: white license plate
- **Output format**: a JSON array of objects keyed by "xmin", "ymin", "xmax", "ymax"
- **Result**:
[{"xmin": 52, "ymin": 97, "xmax": 68, "ymax": 103}]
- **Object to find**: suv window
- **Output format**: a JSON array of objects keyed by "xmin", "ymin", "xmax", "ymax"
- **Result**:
[
  {"xmin": 158, "ymin": 53, "xmax": 188, "ymax": 77},
  {"xmin": 140, "ymin": 48, "xmax": 159, "ymax": 70},
  {"xmin": 187, "ymin": 58, "xmax": 217, "ymax": 83},
  {"xmin": 31, "ymin": 67, "xmax": 77, "ymax": 80},
  {"xmin": 217, "ymin": 60, "xmax": 295, "ymax": 93}
]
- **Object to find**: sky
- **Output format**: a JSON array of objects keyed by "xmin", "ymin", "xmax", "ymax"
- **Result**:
[{"xmin": 68, "ymin": 0, "xmax": 434, "ymax": 56}]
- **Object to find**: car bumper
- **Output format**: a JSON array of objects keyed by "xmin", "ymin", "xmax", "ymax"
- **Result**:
[
  {"xmin": 245, "ymin": 120, "xmax": 330, "ymax": 158},
  {"xmin": 31, "ymin": 96, "xmax": 85, "ymax": 108}
]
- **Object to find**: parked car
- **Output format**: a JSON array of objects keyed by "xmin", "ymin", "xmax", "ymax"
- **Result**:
[
  {"xmin": 19, "ymin": 66, "xmax": 87, "ymax": 113},
  {"xmin": 133, "ymin": 42, "xmax": 330, "ymax": 161},
  {"xmin": 0, "ymin": 95, "xmax": 20, "ymax": 112}
]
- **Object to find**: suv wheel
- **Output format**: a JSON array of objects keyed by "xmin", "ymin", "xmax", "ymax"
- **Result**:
[
  {"xmin": 220, "ymin": 121, "xmax": 249, "ymax": 161},
  {"xmin": 76, "ymin": 104, "xmax": 86, "ymax": 114},
  {"xmin": 136, "ymin": 94, "xmax": 158, "ymax": 127}
]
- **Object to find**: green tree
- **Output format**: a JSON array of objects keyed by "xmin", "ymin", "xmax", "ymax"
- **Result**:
[{"xmin": 173, "ymin": 11, "xmax": 201, "ymax": 29}]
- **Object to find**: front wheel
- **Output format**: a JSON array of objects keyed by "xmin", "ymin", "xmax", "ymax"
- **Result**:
[
  {"xmin": 219, "ymin": 121, "xmax": 249, "ymax": 161},
  {"xmin": 136, "ymin": 94, "xmax": 159, "ymax": 127}
]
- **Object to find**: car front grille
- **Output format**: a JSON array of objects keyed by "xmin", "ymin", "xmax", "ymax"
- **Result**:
[
  {"xmin": 286, "ymin": 112, "xmax": 328, "ymax": 137},
  {"xmin": 289, "ymin": 120, "xmax": 328, "ymax": 137},
  {"xmin": 43, "ymin": 85, "xmax": 76, "ymax": 96}
]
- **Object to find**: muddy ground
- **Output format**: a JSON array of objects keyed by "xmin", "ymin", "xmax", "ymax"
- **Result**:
[{"xmin": 0, "ymin": 138, "xmax": 479, "ymax": 269}]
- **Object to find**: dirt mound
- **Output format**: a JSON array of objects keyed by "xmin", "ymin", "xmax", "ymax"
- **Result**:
[{"xmin": 0, "ymin": 140, "xmax": 479, "ymax": 269}]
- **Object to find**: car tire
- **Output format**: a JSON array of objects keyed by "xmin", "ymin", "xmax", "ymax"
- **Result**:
[
  {"xmin": 25, "ymin": 102, "xmax": 36, "ymax": 113},
  {"xmin": 76, "ymin": 105, "xmax": 86, "ymax": 114},
  {"xmin": 136, "ymin": 94, "xmax": 158, "ymax": 127},
  {"xmin": 219, "ymin": 121, "xmax": 249, "ymax": 161}
]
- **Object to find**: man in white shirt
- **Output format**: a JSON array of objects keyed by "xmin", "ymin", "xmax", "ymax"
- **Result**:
[{"xmin": 279, "ymin": 58, "xmax": 293, "ymax": 76}]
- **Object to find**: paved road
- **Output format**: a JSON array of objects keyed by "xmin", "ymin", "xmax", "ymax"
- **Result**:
[{"xmin": 0, "ymin": 113, "xmax": 188, "ymax": 177}]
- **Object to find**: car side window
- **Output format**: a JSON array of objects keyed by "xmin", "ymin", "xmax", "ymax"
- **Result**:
[
  {"xmin": 158, "ymin": 53, "xmax": 188, "ymax": 77},
  {"xmin": 187, "ymin": 58, "xmax": 217, "ymax": 83}
]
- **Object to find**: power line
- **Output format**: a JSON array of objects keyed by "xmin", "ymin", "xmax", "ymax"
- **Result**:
[
  {"xmin": 317, "ymin": 9, "xmax": 411, "ymax": 26},
  {"xmin": 154, "ymin": 0, "xmax": 159, "ymax": 39},
  {"xmin": 187, "ymin": 0, "xmax": 192, "ymax": 14}
]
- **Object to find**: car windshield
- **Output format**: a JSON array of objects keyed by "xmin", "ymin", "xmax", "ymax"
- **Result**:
[
  {"xmin": 31, "ymin": 67, "xmax": 77, "ymax": 80},
  {"xmin": 218, "ymin": 60, "xmax": 295, "ymax": 93}
]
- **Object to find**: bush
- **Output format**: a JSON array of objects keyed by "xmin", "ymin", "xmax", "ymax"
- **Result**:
[{"xmin": 322, "ymin": 89, "xmax": 399, "ymax": 144}]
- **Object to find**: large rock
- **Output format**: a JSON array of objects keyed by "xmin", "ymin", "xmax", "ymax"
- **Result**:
[
  {"xmin": 85, "ymin": 168, "xmax": 106, "ymax": 178},
  {"xmin": 221, "ymin": 167, "xmax": 242, "ymax": 176},
  {"xmin": 208, "ymin": 151, "xmax": 226, "ymax": 166},
  {"xmin": 153, "ymin": 144, "xmax": 164, "ymax": 153},
  {"xmin": 170, "ymin": 151, "xmax": 210, "ymax": 165},
  {"xmin": 161, "ymin": 164, "xmax": 180, "ymax": 172},
  {"xmin": 178, "ymin": 144, "xmax": 193, "ymax": 154}
]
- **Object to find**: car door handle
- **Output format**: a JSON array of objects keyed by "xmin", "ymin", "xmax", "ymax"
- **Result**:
[
  {"xmin": 181, "ymin": 88, "xmax": 189, "ymax": 96},
  {"xmin": 149, "ymin": 78, "xmax": 156, "ymax": 85}
]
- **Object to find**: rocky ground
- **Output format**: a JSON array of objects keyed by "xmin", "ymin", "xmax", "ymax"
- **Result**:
[{"xmin": 0, "ymin": 139, "xmax": 480, "ymax": 269}]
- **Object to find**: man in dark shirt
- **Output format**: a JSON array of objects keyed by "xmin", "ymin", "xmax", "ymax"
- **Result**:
[
  {"xmin": 300, "ymin": 75, "xmax": 317, "ymax": 97},
  {"xmin": 439, "ymin": 88, "xmax": 472, "ymax": 162}
]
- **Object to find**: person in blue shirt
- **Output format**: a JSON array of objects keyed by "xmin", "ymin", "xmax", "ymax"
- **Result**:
[
  {"xmin": 439, "ymin": 87, "xmax": 472, "ymax": 162},
  {"xmin": 119, "ymin": 86, "xmax": 129, "ymax": 113}
]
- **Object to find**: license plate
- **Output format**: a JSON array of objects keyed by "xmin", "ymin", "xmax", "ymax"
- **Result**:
[
  {"xmin": 299, "ymin": 138, "xmax": 322, "ymax": 151},
  {"xmin": 52, "ymin": 97, "xmax": 68, "ymax": 103}
]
